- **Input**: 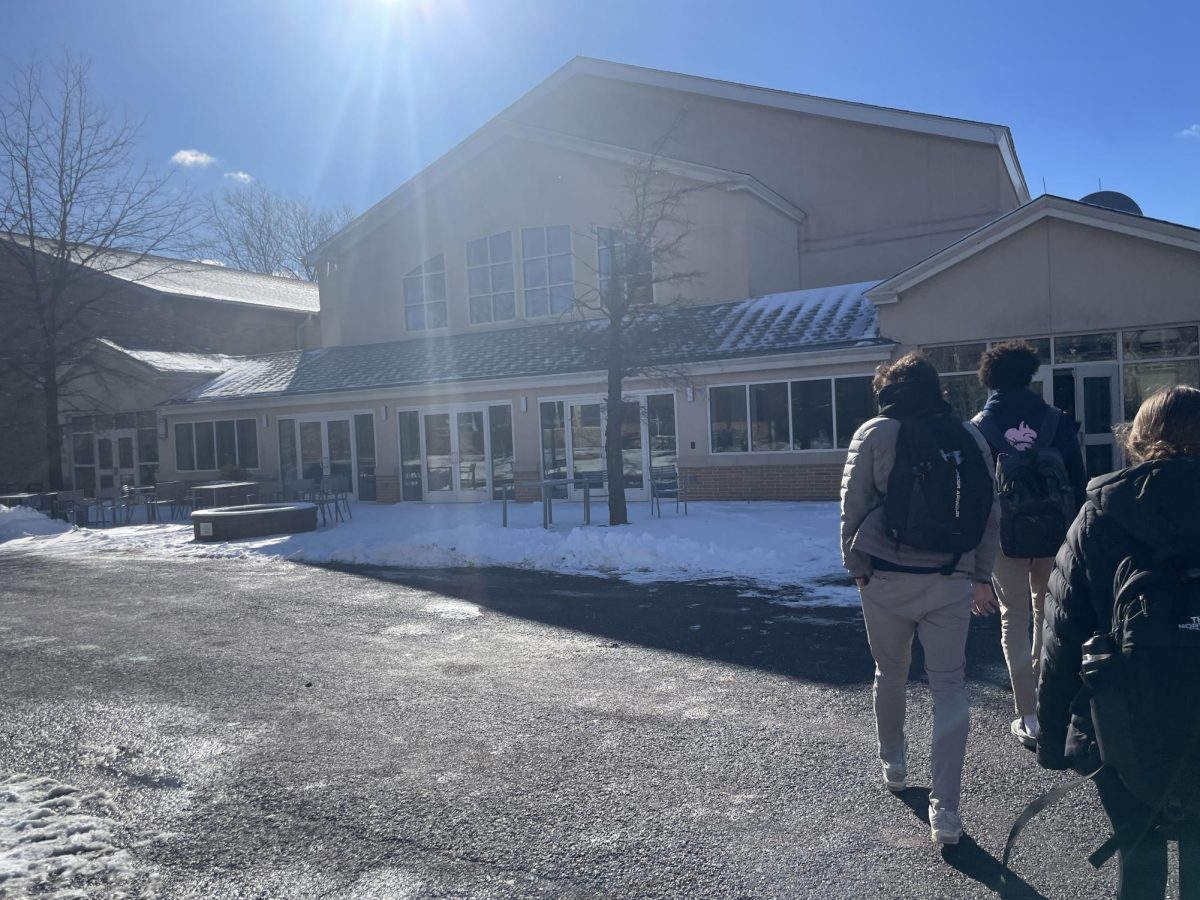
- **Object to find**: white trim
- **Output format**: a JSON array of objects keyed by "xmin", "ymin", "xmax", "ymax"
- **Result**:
[{"xmin": 867, "ymin": 195, "xmax": 1200, "ymax": 303}]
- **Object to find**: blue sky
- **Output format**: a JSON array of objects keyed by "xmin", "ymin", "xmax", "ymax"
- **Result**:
[{"xmin": 3, "ymin": 0, "xmax": 1199, "ymax": 225}]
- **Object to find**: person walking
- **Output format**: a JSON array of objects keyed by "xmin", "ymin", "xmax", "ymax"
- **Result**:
[
  {"xmin": 841, "ymin": 352, "xmax": 1000, "ymax": 846},
  {"xmin": 1038, "ymin": 385, "xmax": 1200, "ymax": 899},
  {"xmin": 972, "ymin": 341, "xmax": 1086, "ymax": 749}
]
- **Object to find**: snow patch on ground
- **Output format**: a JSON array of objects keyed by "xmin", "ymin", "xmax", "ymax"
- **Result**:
[
  {"xmin": 0, "ymin": 504, "xmax": 71, "ymax": 543},
  {"xmin": 0, "ymin": 773, "xmax": 134, "ymax": 898},
  {"xmin": 0, "ymin": 501, "xmax": 858, "ymax": 605}
]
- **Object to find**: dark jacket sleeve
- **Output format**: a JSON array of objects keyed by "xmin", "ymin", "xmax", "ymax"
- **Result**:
[
  {"xmin": 1055, "ymin": 414, "xmax": 1088, "ymax": 511},
  {"xmin": 1036, "ymin": 506, "xmax": 1098, "ymax": 770}
]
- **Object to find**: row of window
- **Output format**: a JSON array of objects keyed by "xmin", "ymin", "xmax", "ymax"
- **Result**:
[
  {"xmin": 175, "ymin": 419, "xmax": 260, "ymax": 472},
  {"xmin": 402, "ymin": 225, "xmax": 651, "ymax": 331},
  {"xmin": 925, "ymin": 325, "xmax": 1200, "ymax": 421},
  {"xmin": 709, "ymin": 377, "xmax": 877, "ymax": 454}
]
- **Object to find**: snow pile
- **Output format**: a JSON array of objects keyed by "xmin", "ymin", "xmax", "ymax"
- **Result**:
[
  {"xmin": 0, "ymin": 773, "xmax": 133, "ymax": 897},
  {"xmin": 0, "ymin": 501, "xmax": 858, "ymax": 605},
  {"xmin": 0, "ymin": 504, "xmax": 71, "ymax": 543}
]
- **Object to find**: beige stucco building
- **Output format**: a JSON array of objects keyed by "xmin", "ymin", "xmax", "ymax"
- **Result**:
[{"xmin": 96, "ymin": 59, "xmax": 1199, "ymax": 504}]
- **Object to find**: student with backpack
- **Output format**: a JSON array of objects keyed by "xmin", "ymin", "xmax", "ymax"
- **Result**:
[
  {"xmin": 1038, "ymin": 386, "xmax": 1200, "ymax": 899},
  {"xmin": 972, "ymin": 342, "xmax": 1087, "ymax": 749},
  {"xmin": 841, "ymin": 352, "xmax": 999, "ymax": 846}
]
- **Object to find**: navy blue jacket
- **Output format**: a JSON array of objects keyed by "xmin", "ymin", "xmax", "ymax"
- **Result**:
[{"xmin": 974, "ymin": 388, "xmax": 1088, "ymax": 512}]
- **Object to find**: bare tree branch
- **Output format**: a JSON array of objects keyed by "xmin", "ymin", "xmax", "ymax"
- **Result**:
[
  {"xmin": 0, "ymin": 50, "xmax": 198, "ymax": 488},
  {"xmin": 202, "ymin": 181, "xmax": 352, "ymax": 281}
]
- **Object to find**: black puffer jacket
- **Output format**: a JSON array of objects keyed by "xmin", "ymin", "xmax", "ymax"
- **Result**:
[{"xmin": 1036, "ymin": 457, "xmax": 1200, "ymax": 772}]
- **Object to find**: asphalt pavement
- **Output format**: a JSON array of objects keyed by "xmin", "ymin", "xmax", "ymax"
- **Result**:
[{"xmin": 0, "ymin": 550, "xmax": 1122, "ymax": 899}]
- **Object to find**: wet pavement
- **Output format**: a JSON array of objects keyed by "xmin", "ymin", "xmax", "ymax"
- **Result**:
[{"xmin": 0, "ymin": 550, "xmax": 1118, "ymax": 898}]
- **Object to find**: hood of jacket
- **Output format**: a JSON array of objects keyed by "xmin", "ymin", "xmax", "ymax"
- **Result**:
[
  {"xmin": 1087, "ymin": 456, "xmax": 1200, "ymax": 550},
  {"xmin": 980, "ymin": 388, "xmax": 1045, "ymax": 429},
  {"xmin": 878, "ymin": 381, "xmax": 953, "ymax": 420}
]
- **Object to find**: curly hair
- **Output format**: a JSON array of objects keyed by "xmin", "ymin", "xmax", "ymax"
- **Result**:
[
  {"xmin": 873, "ymin": 351, "xmax": 941, "ymax": 396},
  {"xmin": 977, "ymin": 341, "xmax": 1041, "ymax": 391},
  {"xmin": 1116, "ymin": 385, "xmax": 1200, "ymax": 463}
]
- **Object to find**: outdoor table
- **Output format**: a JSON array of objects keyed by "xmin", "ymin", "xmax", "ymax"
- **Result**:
[
  {"xmin": 0, "ymin": 492, "xmax": 40, "ymax": 508},
  {"xmin": 190, "ymin": 481, "xmax": 260, "ymax": 510},
  {"xmin": 124, "ymin": 485, "xmax": 157, "ymax": 522},
  {"xmin": 502, "ymin": 478, "xmax": 596, "ymax": 530}
]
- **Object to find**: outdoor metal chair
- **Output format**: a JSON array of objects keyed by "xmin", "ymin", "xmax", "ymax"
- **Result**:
[
  {"xmin": 650, "ymin": 464, "xmax": 693, "ymax": 517},
  {"xmin": 326, "ymin": 475, "xmax": 353, "ymax": 521},
  {"xmin": 53, "ymin": 490, "xmax": 85, "ymax": 524},
  {"xmin": 147, "ymin": 481, "xmax": 187, "ymax": 521},
  {"xmin": 88, "ymin": 484, "xmax": 128, "ymax": 527}
]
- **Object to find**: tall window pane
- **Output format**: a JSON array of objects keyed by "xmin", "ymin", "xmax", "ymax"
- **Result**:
[
  {"xmin": 489, "ymin": 405, "xmax": 515, "ymax": 500},
  {"xmin": 540, "ymin": 400, "xmax": 567, "ymax": 498},
  {"xmin": 236, "ymin": 419, "xmax": 259, "ymax": 469},
  {"xmin": 194, "ymin": 421, "xmax": 216, "ymax": 470},
  {"xmin": 647, "ymin": 393, "xmax": 677, "ymax": 470},
  {"xmin": 278, "ymin": 418, "xmax": 297, "ymax": 483},
  {"xmin": 791, "ymin": 380, "xmax": 834, "ymax": 450},
  {"xmin": 175, "ymin": 423, "xmax": 195, "ymax": 471},
  {"xmin": 404, "ymin": 254, "xmax": 447, "ymax": 331},
  {"xmin": 354, "ymin": 413, "xmax": 376, "ymax": 502},
  {"xmin": 942, "ymin": 373, "xmax": 989, "ymax": 421},
  {"xmin": 750, "ymin": 382, "xmax": 789, "ymax": 451},
  {"xmin": 1054, "ymin": 332, "xmax": 1116, "ymax": 363},
  {"xmin": 216, "ymin": 420, "xmax": 238, "ymax": 470},
  {"xmin": 1123, "ymin": 360, "xmax": 1200, "ymax": 420},
  {"xmin": 467, "ymin": 232, "xmax": 515, "ymax": 323},
  {"xmin": 522, "ymin": 225, "xmax": 574, "ymax": 317},
  {"xmin": 710, "ymin": 385, "xmax": 748, "ymax": 453},
  {"xmin": 397, "ymin": 411, "xmax": 423, "ymax": 501},
  {"xmin": 834, "ymin": 377, "xmax": 876, "ymax": 448},
  {"xmin": 597, "ymin": 227, "xmax": 653, "ymax": 307}
]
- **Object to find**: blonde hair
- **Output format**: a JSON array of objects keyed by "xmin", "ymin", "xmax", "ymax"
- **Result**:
[{"xmin": 1116, "ymin": 385, "xmax": 1200, "ymax": 464}]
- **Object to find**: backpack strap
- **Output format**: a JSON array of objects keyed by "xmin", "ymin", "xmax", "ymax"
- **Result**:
[
  {"xmin": 1034, "ymin": 405, "xmax": 1062, "ymax": 450},
  {"xmin": 974, "ymin": 413, "xmax": 1011, "ymax": 456}
]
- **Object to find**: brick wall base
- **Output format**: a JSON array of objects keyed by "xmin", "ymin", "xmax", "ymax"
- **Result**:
[{"xmin": 683, "ymin": 463, "xmax": 842, "ymax": 501}]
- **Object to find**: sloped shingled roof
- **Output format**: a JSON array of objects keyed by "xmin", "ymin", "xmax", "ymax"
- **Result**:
[{"xmin": 170, "ymin": 280, "xmax": 884, "ymax": 405}]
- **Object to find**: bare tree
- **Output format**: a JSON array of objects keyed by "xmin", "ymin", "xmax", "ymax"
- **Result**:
[
  {"xmin": 203, "ymin": 181, "xmax": 352, "ymax": 281},
  {"xmin": 574, "ymin": 129, "xmax": 702, "ymax": 526},
  {"xmin": 0, "ymin": 52, "xmax": 195, "ymax": 489}
]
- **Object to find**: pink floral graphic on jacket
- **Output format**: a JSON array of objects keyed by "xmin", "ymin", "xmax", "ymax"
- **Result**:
[{"xmin": 1004, "ymin": 421, "xmax": 1037, "ymax": 450}]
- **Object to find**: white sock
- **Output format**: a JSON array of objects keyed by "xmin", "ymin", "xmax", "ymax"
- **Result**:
[{"xmin": 1023, "ymin": 714, "xmax": 1040, "ymax": 736}]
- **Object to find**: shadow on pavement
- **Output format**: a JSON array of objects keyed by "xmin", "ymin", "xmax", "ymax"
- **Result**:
[
  {"xmin": 895, "ymin": 787, "xmax": 1049, "ymax": 900},
  {"xmin": 318, "ymin": 563, "xmax": 1010, "ymax": 691}
]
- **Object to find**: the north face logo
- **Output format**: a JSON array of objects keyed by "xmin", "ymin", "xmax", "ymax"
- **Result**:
[{"xmin": 1181, "ymin": 617, "xmax": 1200, "ymax": 632}]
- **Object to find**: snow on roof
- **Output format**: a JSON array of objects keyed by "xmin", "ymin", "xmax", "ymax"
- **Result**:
[
  {"xmin": 97, "ymin": 339, "xmax": 238, "ymax": 374},
  {"xmin": 4, "ymin": 237, "xmax": 320, "ymax": 313},
  {"xmin": 89, "ymin": 250, "xmax": 319, "ymax": 313},
  {"xmin": 170, "ymin": 280, "xmax": 885, "ymax": 404}
]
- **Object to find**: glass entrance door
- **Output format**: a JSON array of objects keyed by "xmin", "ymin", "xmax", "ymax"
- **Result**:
[
  {"xmin": 421, "ymin": 409, "xmax": 491, "ymax": 501},
  {"xmin": 95, "ymin": 428, "xmax": 137, "ymax": 492},
  {"xmin": 565, "ymin": 399, "xmax": 648, "ymax": 502},
  {"xmin": 295, "ymin": 417, "xmax": 362, "ymax": 497},
  {"xmin": 1052, "ymin": 363, "xmax": 1120, "ymax": 477}
]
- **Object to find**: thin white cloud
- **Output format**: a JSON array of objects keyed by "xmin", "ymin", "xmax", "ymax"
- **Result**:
[
  {"xmin": 1179, "ymin": 124, "xmax": 1200, "ymax": 139},
  {"xmin": 170, "ymin": 148, "xmax": 216, "ymax": 167},
  {"xmin": 224, "ymin": 170, "xmax": 254, "ymax": 184}
]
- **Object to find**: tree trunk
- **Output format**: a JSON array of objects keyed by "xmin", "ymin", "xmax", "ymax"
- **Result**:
[
  {"xmin": 42, "ymin": 366, "xmax": 64, "ymax": 490},
  {"xmin": 604, "ymin": 364, "xmax": 629, "ymax": 526}
]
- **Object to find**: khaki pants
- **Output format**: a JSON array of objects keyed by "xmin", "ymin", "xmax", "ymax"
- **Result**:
[
  {"xmin": 991, "ymin": 553, "xmax": 1054, "ymax": 718},
  {"xmin": 860, "ymin": 571, "xmax": 972, "ymax": 814}
]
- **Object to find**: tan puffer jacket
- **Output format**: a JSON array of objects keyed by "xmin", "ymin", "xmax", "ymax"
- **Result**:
[{"xmin": 840, "ymin": 415, "xmax": 999, "ymax": 582}]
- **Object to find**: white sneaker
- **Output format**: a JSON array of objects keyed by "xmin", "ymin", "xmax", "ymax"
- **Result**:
[
  {"xmin": 930, "ymin": 807, "xmax": 962, "ymax": 845},
  {"xmin": 1011, "ymin": 717, "xmax": 1038, "ymax": 750},
  {"xmin": 881, "ymin": 759, "xmax": 907, "ymax": 791}
]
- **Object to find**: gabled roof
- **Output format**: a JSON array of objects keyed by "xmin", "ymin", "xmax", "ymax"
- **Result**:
[
  {"xmin": 311, "ymin": 57, "xmax": 1027, "ymax": 262},
  {"xmin": 2, "ymin": 237, "xmax": 319, "ymax": 314},
  {"xmin": 168, "ymin": 281, "xmax": 884, "ymax": 405},
  {"xmin": 865, "ymin": 195, "xmax": 1200, "ymax": 303},
  {"xmin": 95, "ymin": 339, "xmax": 238, "ymax": 375}
]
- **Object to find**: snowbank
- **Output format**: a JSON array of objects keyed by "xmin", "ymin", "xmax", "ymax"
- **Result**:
[
  {"xmin": 0, "ymin": 501, "xmax": 857, "ymax": 605},
  {"xmin": 0, "ymin": 504, "xmax": 71, "ymax": 543}
]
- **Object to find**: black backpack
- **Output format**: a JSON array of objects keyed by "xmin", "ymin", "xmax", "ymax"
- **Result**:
[
  {"xmin": 883, "ymin": 411, "xmax": 993, "ymax": 572},
  {"xmin": 976, "ymin": 406, "xmax": 1075, "ymax": 558},
  {"xmin": 1082, "ymin": 548, "xmax": 1200, "ymax": 824}
]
